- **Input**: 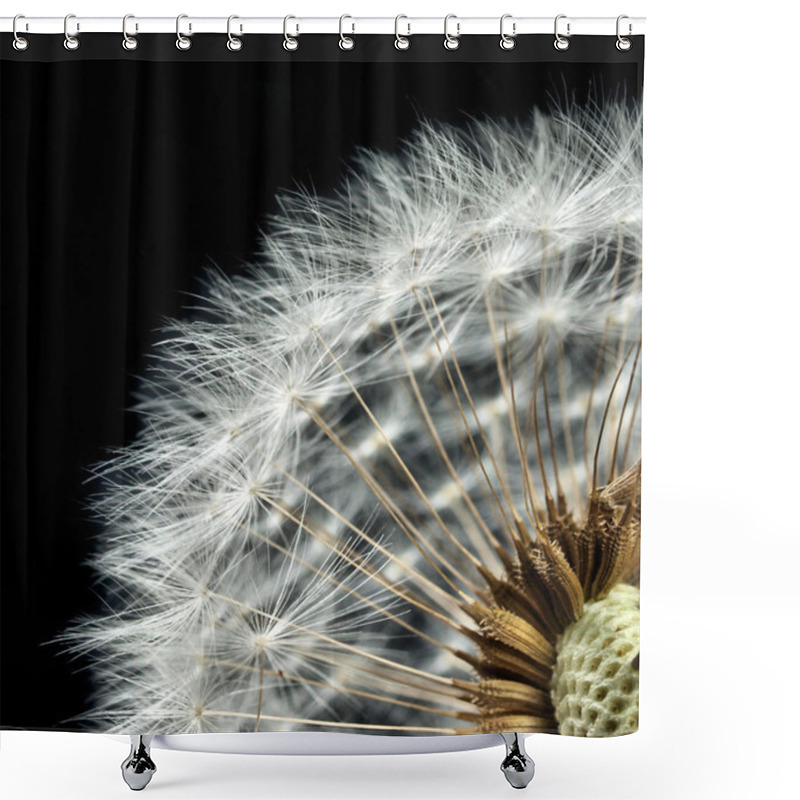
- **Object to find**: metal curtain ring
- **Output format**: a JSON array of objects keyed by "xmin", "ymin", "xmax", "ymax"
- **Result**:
[
  {"xmin": 499, "ymin": 14, "xmax": 515, "ymax": 50},
  {"xmin": 122, "ymin": 14, "xmax": 138, "ymax": 51},
  {"xmin": 616, "ymin": 14, "xmax": 632, "ymax": 51},
  {"xmin": 63, "ymin": 13, "xmax": 79, "ymax": 51},
  {"xmin": 554, "ymin": 14, "xmax": 570, "ymax": 51},
  {"xmin": 444, "ymin": 14, "xmax": 460, "ymax": 50},
  {"xmin": 227, "ymin": 15, "xmax": 242, "ymax": 51},
  {"xmin": 394, "ymin": 15, "xmax": 410, "ymax": 50},
  {"xmin": 176, "ymin": 13, "xmax": 192, "ymax": 50},
  {"xmin": 339, "ymin": 14, "xmax": 354, "ymax": 50},
  {"xmin": 283, "ymin": 15, "xmax": 299, "ymax": 51},
  {"xmin": 12, "ymin": 14, "xmax": 29, "ymax": 51}
]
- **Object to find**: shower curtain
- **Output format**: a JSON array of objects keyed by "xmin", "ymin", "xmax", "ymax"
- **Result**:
[{"xmin": 1, "ymin": 19, "xmax": 644, "ymax": 744}]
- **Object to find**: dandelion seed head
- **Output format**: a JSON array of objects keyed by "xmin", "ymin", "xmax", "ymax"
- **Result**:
[{"xmin": 58, "ymin": 100, "xmax": 642, "ymax": 737}]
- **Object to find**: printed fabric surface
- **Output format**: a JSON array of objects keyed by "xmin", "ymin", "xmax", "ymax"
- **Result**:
[{"xmin": 0, "ymin": 31, "xmax": 644, "ymax": 737}]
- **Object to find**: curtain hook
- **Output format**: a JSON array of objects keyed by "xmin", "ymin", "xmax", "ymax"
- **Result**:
[
  {"xmin": 63, "ymin": 13, "xmax": 80, "ymax": 51},
  {"xmin": 339, "ymin": 14, "xmax": 355, "ymax": 50},
  {"xmin": 283, "ymin": 15, "xmax": 299, "ymax": 51},
  {"xmin": 227, "ymin": 15, "xmax": 243, "ymax": 51},
  {"xmin": 176, "ymin": 14, "xmax": 192, "ymax": 50},
  {"xmin": 12, "ymin": 14, "xmax": 29, "ymax": 51},
  {"xmin": 122, "ymin": 14, "xmax": 139, "ymax": 51},
  {"xmin": 444, "ymin": 14, "xmax": 460, "ymax": 50},
  {"xmin": 499, "ymin": 14, "xmax": 516, "ymax": 50},
  {"xmin": 394, "ymin": 15, "xmax": 410, "ymax": 50},
  {"xmin": 616, "ymin": 14, "xmax": 632, "ymax": 51},
  {"xmin": 554, "ymin": 14, "xmax": 570, "ymax": 51}
]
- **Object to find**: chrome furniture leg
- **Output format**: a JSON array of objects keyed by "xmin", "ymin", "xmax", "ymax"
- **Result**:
[
  {"xmin": 500, "ymin": 733, "xmax": 535, "ymax": 789},
  {"xmin": 121, "ymin": 735, "xmax": 156, "ymax": 791}
]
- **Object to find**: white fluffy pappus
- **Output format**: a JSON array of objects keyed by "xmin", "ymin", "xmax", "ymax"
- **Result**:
[{"xmin": 54, "ymin": 101, "xmax": 642, "ymax": 736}]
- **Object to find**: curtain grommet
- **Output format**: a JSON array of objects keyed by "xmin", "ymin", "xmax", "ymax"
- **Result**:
[
  {"xmin": 63, "ymin": 13, "xmax": 80, "ymax": 51},
  {"xmin": 283, "ymin": 15, "xmax": 299, "ymax": 51},
  {"xmin": 339, "ymin": 14, "xmax": 355, "ymax": 50},
  {"xmin": 122, "ymin": 14, "xmax": 139, "ymax": 51},
  {"xmin": 176, "ymin": 14, "xmax": 192, "ymax": 50},
  {"xmin": 227, "ymin": 15, "xmax": 243, "ymax": 51},
  {"xmin": 394, "ymin": 15, "xmax": 410, "ymax": 50},
  {"xmin": 12, "ymin": 14, "xmax": 29, "ymax": 51},
  {"xmin": 554, "ymin": 14, "xmax": 571, "ymax": 51},
  {"xmin": 499, "ymin": 14, "xmax": 516, "ymax": 50},
  {"xmin": 443, "ymin": 14, "xmax": 460, "ymax": 50}
]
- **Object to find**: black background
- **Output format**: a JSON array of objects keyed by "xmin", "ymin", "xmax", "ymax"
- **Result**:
[{"xmin": 1, "ymin": 34, "xmax": 643, "ymax": 730}]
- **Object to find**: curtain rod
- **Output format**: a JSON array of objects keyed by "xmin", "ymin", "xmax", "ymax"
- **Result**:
[{"xmin": 1, "ymin": 16, "xmax": 645, "ymax": 37}]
